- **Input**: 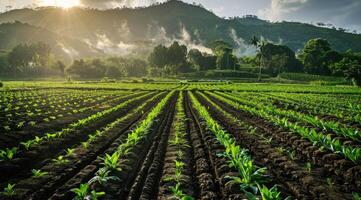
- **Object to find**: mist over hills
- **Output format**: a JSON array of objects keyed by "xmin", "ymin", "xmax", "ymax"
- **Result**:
[{"xmin": 1, "ymin": 0, "xmax": 361, "ymax": 61}]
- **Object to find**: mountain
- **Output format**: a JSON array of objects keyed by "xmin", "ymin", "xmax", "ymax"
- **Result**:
[{"xmin": 0, "ymin": 0, "xmax": 360, "ymax": 60}]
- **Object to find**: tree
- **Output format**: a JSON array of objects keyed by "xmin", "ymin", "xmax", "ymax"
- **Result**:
[
  {"xmin": 148, "ymin": 44, "xmax": 168, "ymax": 68},
  {"xmin": 216, "ymin": 47, "xmax": 237, "ymax": 70},
  {"xmin": 331, "ymin": 51, "xmax": 361, "ymax": 86},
  {"xmin": 148, "ymin": 42, "xmax": 189, "ymax": 75},
  {"xmin": 105, "ymin": 65, "xmax": 124, "ymax": 78},
  {"xmin": 250, "ymin": 36, "xmax": 267, "ymax": 80},
  {"xmin": 210, "ymin": 40, "xmax": 238, "ymax": 70},
  {"xmin": 188, "ymin": 49, "xmax": 203, "ymax": 70},
  {"xmin": 261, "ymin": 43, "xmax": 303, "ymax": 75},
  {"xmin": 55, "ymin": 60, "xmax": 66, "ymax": 76},
  {"xmin": 188, "ymin": 49, "xmax": 216, "ymax": 71},
  {"xmin": 7, "ymin": 44, "xmax": 33, "ymax": 73},
  {"xmin": 168, "ymin": 42, "xmax": 187, "ymax": 67},
  {"xmin": 31, "ymin": 42, "xmax": 51, "ymax": 67},
  {"xmin": 66, "ymin": 59, "xmax": 107, "ymax": 79},
  {"xmin": 126, "ymin": 59, "xmax": 147, "ymax": 77},
  {"xmin": 268, "ymin": 54, "xmax": 289, "ymax": 76},
  {"xmin": 0, "ymin": 52, "xmax": 10, "ymax": 74},
  {"xmin": 210, "ymin": 40, "xmax": 232, "ymax": 54},
  {"xmin": 298, "ymin": 38, "xmax": 341, "ymax": 75},
  {"xmin": 7, "ymin": 42, "xmax": 52, "ymax": 75}
]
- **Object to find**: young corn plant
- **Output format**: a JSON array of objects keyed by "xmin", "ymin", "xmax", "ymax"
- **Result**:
[
  {"xmin": 100, "ymin": 152, "xmax": 122, "ymax": 171},
  {"xmin": 2, "ymin": 183, "xmax": 16, "ymax": 197},
  {"xmin": 169, "ymin": 183, "xmax": 193, "ymax": 200},
  {"xmin": 66, "ymin": 148, "xmax": 76, "ymax": 157},
  {"xmin": 90, "ymin": 190, "xmax": 106, "ymax": 200},
  {"xmin": 353, "ymin": 192, "xmax": 361, "ymax": 200},
  {"xmin": 245, "ymin": 185, "xmax": 281, "ymax": 200},
  {"xmin": 0, "ymin": 147, "xmax": 17, "ymax": 161},
  {"xmin": 52, "ymin": 155, "xmax": 69, "ymax": 165},
  {"xmin": 31, "ymin": 169, "xmax": 48, "ymax": 178},
  {"xmin": 71, "ymin": 184, "xmax": 89, "ymax": 200},
  {"xmin": 88, "ymin": 168, "xmax": 120, "ymax": 185}
]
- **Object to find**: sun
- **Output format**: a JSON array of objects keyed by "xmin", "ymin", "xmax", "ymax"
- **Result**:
[
  {"xmin": 57, "ymin": 0, "xmax": 80, "ymax": 8},
  {"xmin": 41, "ymin": 0, "xmax": 81, "ymax": 9}
]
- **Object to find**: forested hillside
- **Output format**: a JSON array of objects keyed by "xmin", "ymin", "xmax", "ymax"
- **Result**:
[{"xmin": 0, "ymin": 0, "xmax": 360, "ymax": 59}]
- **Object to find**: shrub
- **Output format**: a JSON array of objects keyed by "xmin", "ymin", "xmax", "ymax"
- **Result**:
[{"xmin": 0, "ymin": 82, "xmax": 3, "ymax": 88}]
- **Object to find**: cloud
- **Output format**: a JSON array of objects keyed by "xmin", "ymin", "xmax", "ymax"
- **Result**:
[
  {"xmin": 229, "ymin": 29, "xmax": 257, "ymax": 56},
  {"xmin": 79, "ymin": 21, "xmax": 212, "ymax": 57},
  {"xmin": 83, "ymin": 34, "xmax": 136, "ymax": 55},
  {"xmin": 259, "ymin": 0, "xmax": 361, "ymax": 31},
  {"xmin": 147, "ymin": 23, "xmax": 213, "ymax": 54}
]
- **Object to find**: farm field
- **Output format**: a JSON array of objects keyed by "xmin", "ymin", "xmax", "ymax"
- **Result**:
[{"xmin": 1, "ymin": 82, "xmax": 361, "ymax": 200}]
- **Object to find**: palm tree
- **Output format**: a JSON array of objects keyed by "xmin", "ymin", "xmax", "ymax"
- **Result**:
[{"xmin": 250, "ymin": 36, "xmax": 266, "ymax": 81}]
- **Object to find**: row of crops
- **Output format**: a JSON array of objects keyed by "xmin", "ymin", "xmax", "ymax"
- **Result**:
[
  {"xmin": 3, "ymin": 81, "xmax": 361, "ymax": 94},
  {"xmin": 1, "ymin": 85, "xmax": 361, "ymax": 199}
]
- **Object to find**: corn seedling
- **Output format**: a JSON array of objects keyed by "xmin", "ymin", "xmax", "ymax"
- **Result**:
[
  {"xmin": 31, "ymin": 169, "xmax": 48, "ymax": 178},
  {"xmin": 52, "ymin": 155, "xmax": 69, "ymax": 165},
  {"xmin": 258, "ymin": 184, "xmax": 282, "ymax": 200},
  {"xmin": 88, "ymin": 168, "xmax": 120, "ymax": 185},
  {"xmin": 353, "ymin": 192, "xmax": 361, "ymax": 200},
  {"xmin": 90, "ymin": 190, "xmax": 105, "ymax": 200},
  {"xmin": 66, "ymin": 148, "xmax": 76, "ymax": 157},
  {"xmin": 71, "ymin": 183, "xmax": 89, "ymax": 200},
  {"xmin": 100, "ymin": 152, "xmax": 122, "ymax": 171},
  {"xmin": 0, "ymin": 147, "xmax": 17, "ymax": 161},
  {"xmin": 2, "ymin": 183, "xmax": 16, "ymax": 197}
]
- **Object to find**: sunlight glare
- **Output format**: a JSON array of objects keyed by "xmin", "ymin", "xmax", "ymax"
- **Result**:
[{"xmin": 41, "ymin": 0, "xmax": 81, "ymax": 9}]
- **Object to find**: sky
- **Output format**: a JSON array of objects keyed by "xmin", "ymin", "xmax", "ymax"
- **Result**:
[{"xmin": 1, "ymin": 0, "xmax": 360, "ymax": 32}]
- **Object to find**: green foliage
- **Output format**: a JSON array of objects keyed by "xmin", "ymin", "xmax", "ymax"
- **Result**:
[
  {"xmin": 189, "ymin": 92, "xmax": 270, "ymax": 196},
  {"xmin": 0, "ymin": 147, "xmax": 17, "ymax": 161},
  {"xmin": 52, "ymin": 155, "xmax": 69, "ymax": 165},
  {"xmin": 71, "ymin": 183, "xmax": 105, "ymax": 200},
  {"xmin": 210, "ymin": 91, "xmax": 361, "ymax": 163},
  {"xmin": 100, "ymin": 152, "xmax": 122, "ymax": 171},
  {"xmin": 188, "ymin": 48, "xmax": 216, "ymax": 71},
  {"xmin": 31, "ymin": 169, "xmax": 48, "ymax": 178},
  {"xmin": 67, "ymin": 57, "xmax": 147, "ymax": 79},
  {"xmin": 66, "ymin": 148, "xmax": 76, "ymax": 157},
  {"xmin": 216, "ymin": 48, "xmax": 238, "ymax": 70},
  {"xmin": 88, "ymin": 168, "xmax": 120, "ymax": 185},
  {"xmin": 7, "ymin": 42, "xmax": 52, "ymax": 75},
  {"xmin": 331, "ymin": 51, "xmax": 361, "ymax": 86},
  {"xmin": 353, "ymin": 192, "xmax": 361, "ymax": 200},
  {"xmin": 71, "ymin": 184, "xmax": 89, "ymax": 200},
  {"xmin": 148, "ymin": 42, "xmax": 191, "ymax": 75},
  {"xmin": 90, "ymin": 190, "xmax": 105, "ymax": 200},
  {"xmin": 261, "ymin": 43, "xmax": 303, "ymax": 75},
  {"xmin": 2, "ymin": 183, "xmax": 16, "ymax": 197},
  {"xmin": 258, "ymin": 185, "xmax": 282, "ymax": 200},
  {"xmin": 298, "ymin": 38, "xmax": 342, "ymax": 75},
  {"xmin": 279, "ymin": 73, "xmax": 347, "ymax": 84},
  {"xmin": 184, "ymin": 70, "xmax": 267, "ymax": 79}
]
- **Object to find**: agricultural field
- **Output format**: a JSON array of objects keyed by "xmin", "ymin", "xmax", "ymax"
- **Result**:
[{"xmin": 1, "ymin": 82, "xmax": 361, "ymax": 200}]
